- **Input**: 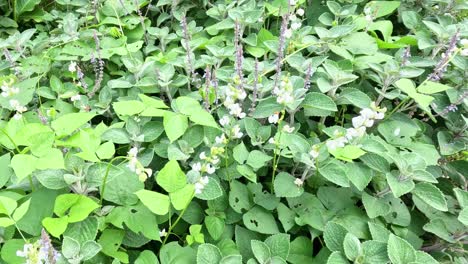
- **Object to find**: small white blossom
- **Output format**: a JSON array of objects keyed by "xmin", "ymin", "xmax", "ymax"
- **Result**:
[
  {"xmin": 345, "ymin": 126, "xmax": 366, "ymax": 140},
  {"xmin": 268, "ymin": 137, "xmax": 276, "ymax": 144},
  {"xmin": 232, "ymin": 125, "xmax": 243, "ymax": 139},
  {"xmin": 268, "ymin": 113, "xmax": 280, "ymax": 124},
  {"xmin": 159, "ymin": 228, "xmax": 167, "ymax": 237},
  {"xmin": 1, "ymin": 81, "xmax": 19, "ymax": 97},
  {"xmin": 296, "ymin": 8, "xmax": 305, "ymax": 16},
  {"xmin": 192, "ymin": 162, "xmax": 202, "ymax": 172},
  {"xmin": 282, "ymin": 124, "xmax": 295, "ymax": 133},
  {"xmin": 284, "ymin": 29, "xmax": 293, "ymax": 39},
  {"xmin": 309, "ymin": 145, "xmax": 320, "ymax": 159},
  {"xmin": 205, "ymin": 164, "xmax": 216, "ymax": 174},
  {"xmin": 294, "ymin": 178, "xmax": 304, "ymax": 187},
  {"xmin": 461, "ymin": 49, "xmax": 468, "ymax": 57},
  {"xmin": 215, "ymin": 134, "xmax": 227, "ymax": 144},
  {"xmin": 326, "ymin": 137, "xmax": 347, "ymax": 150},
  {"xmin": 219, "ymin": 115, "xmax": 230, "ymax": 127},
  {"xmin": 199, "ymin": 151, "xmax": 207, "ymax": 160},
  {"xmin": 68, "ymin": 61, "xmax": 77, "ymax": 73},
  {"xmin": 394, "ymin": 127, "xmax": 401, "ymax": 136},
  {"xmin": 289, "ymin": 0, "xmax": 297, "ymax": 5},
  {"xmin": 195, "ymin": 176, "xmax": 210, "ymax": 194},
  {"xmin": 200, "ymin": 176, "xmax": 209, "ymax": 185},
  {"xmin": 289, "ymin": 15, "xmax": 298, "ymax": 21},
  {"xmin": 228, "ymin": 103, "xmax": 246, "ymax": 119},
  {"xmin": 461, "ymin": 39, "xmax": 468, "ymax": 46},
  {"xmin": 70, "ymin": 94, "xmax": 81, "ymax": 102},
  {"xmin": 128, "ymin": 147, "xmax": 139, "ymax": 157},
  {"xmin": 291, "ymin": 22, "xmax": 302, "ymax": 30}
]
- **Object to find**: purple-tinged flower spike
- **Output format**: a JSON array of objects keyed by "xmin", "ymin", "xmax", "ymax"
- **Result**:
[
  {"xmin": 304, "ymin": 63, "xmax": 313, "ymax": 90},
  {"xmin": 274, "ymin": 13, "xmax": 290, "ymax": 90},
  {"xmin": 249, "ymin": 58, "xmax": 259, "ymax": 115},
  {"xmin": 234, "ymin": 20, "xmax": 245, "ymax": 93},
  {"xmin": 134, "ymin": 0, "xmax": 149, "ymax": 44},
  {"xmin": 401, "ymin": 46, "xmax": 411, "ymax": 67},
  {"xmin": 181, "ymin": 16, "xmax": 195, "ymax": 91},
  {"xmin": 89, "ymin": 30, "xmax": 104, "ymax": 97},
  {"xmin": 3, "ymin": 48, "xmax": 20, "ymax": 77},
  {"xmin": 203, "ymin": 65, "xmax": 212, "ymax": 111},
  {"xmin": 212, "ymin": 69, "xmax": 219, "ymax": 104},
  {"xmin": 428, "ymin": 29, "xmax": 460, "ymax": 82}
]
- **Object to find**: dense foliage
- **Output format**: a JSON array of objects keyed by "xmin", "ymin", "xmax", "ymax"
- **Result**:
[{"xmin": 0, "ymin": 0, "xmax": 467, "ymax": 263}]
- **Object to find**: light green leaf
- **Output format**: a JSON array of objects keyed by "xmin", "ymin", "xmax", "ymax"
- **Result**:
[
  {"xmin": 12, "ymin": 199, "xmax": 30, "ymax": 222},
  {"xmin": 135, "ymin": 190, "xmax": 170, "ymax": 215},
  {"xmin": 274, "ymin": 172, "xmax": 304, "ymax": 198},
  {"xmin": 412, "ymin": 183, "xmax": 448, "ymax": 211},
  {"xmin": 189, "ymin": 110, "xmax": 219, "ymax": 128},
  {"xmin": 387, "ymin": 171, "xmax": 414, "ymax": 197},
  {"xmin": 163, "ymin": 112, "xmax": 188, "ymax": 142},
  {"xmin": 42, "ymin": 216, "xmax": 69, "ymax": 238},
  {"xmin": 243, "ymin": 206, "xmax": 279, "ymax": 235},
  {"xmin": 196, "ymin": 177, "xmax": 223, "ymax": 200},
  {"xmin": 51, "ymin": 112, "xmax": 96, "ymax": 137},
  {"xmin": 343, "ymin": 233, "xmax": 361, "ymax": 261},
  {"xmin": 205, "ymin": 216, "xmax": 225, "ymax": 241},
  {"xmin": 251, "ymin": 240, "xmax": 271, "ymax": 263},
  {"xmin": 265, "ymin": 233, "xmax": 290, "ymax": 260},
  {"xmin": 113, "ymin": 100, "xmax": 146, "ymax": 116},
  {"xmin": 246, "ymin": 150, "xmax": 272, "ymax": 170},
  {"xmin": 417, "ymin": 81, "xmax": 452, "ymax": 94},
  {"xmin": 14, "ymin": 0, "xmax": 41, "ymax": 18},
  {"xmin": 197, "ymin": 244, "xmax": 223, "ymax": 264},
  {"xmin": 156, "ymin": 160, "xmax": 187, "ymax": 193},
  {"xmin": 233, "ymin": 142, "xmax": 249, "ymax": 164},
  {"xmin": 170, "ymin": 185, "xmax": 194, "ymax": 210},
  {"xmin": 96, "ymin": 142, "xmax": 115, "ymax": 160},
  {"xmin": 11, "ymin": 154, "xmax": 37, "ymax": 181},
  {"xmin": 362, "ymin": 192, "xmax": 391, "ymax": 218},
  {"xmin": 323, "ymin": 222, "xmax": 347, "ymax": 253},
  {"xmin": 387, "ymin": 234, "xmax": 416, "ymax": 264}
]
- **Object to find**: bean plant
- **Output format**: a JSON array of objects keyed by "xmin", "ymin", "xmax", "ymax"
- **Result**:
[{"xmin": 0, "ymin": 0, "xmax": 467, "ymax": 263}]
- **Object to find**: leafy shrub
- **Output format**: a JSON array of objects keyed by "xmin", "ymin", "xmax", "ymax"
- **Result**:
[{"xmin": 0, "ymin": 0, "xmax": 467, "ymax": 263}]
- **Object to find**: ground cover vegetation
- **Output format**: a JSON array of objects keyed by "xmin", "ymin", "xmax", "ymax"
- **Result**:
[{"xmin": 0, "ymin": 0, "xmax": 467, "ymax": 263}]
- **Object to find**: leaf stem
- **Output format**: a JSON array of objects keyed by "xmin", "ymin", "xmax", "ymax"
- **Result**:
[
  {"xmin": 100, "ymin": 156, "xmax": 128, "ymax": 204},
  {"xmin": 162, "ymin": 194, "xmax": 194, "ymax": 246}
]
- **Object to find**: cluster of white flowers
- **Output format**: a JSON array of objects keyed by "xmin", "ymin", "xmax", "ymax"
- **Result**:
[
  {"xmin": 1, "ymin": 79, "xmax": 19, "ymax": 98},
  {"xmin": 195, "ymin": 176, "xmax": 209, "ymax": 194},
  {"xmin": 268, "ymin": 112, "xmax": 280, "ymax": 124},
  {"xmin": 327, "ymin": 102, "xmax": 386, "ymax": 150},
  {"xmin": 224, "ymin": 80, "xmax": 247, "ymax": 119},
  {"xmin": 282, "ymin": 124, "xmax": 295, "ymax": 133},
  {"xmin": 273, "ymin": 76, "xmax": 295, "ymax": 105},
  {"xmin": 127, "ymin": 147, "xmax": 153, "ymax": 181},
  {"xmin": 294, "ymin": 178, "xmax": 304, "ymax": 187},
  {"xmin": 9, "ymin": 99, "xmax": 27, "ymax": 120},
  {"xmin": 284, "ymin": 8, "xmax": 305, "ymax": 39},
  {"xmin": 460, "ymin": 39, "xmax": 468, "ymax": 56}
]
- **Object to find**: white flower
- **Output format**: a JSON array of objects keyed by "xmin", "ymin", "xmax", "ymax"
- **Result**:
[
  {"xmin": 277, "ymin": 92, "xmax": 294, "ymax": 105},
  {"xmin": 199, "ymin": 151, "xmax": 207, "ymax": 160},
  {"xmin": 215, "ymin": 134, "xmax": 226, "ymax": 144},
  {"xmin": 9, "ymin": 99, "xmax": 20, "ymax": 108},
  {"xmin": 200, "ymin": 176, "xmax": 209, "ymax": 185},
  {"xmin": 345, "ymin": 126, "xmax": 366, "ymax": 140},
  {"xmin": 232, "ymin": 125, "xmax": 243, "ymax": 139},
  {"xmin": 128, "ymin": 147, "xmax": 139, "ymax": 157},
  {"xmin": 289, "ymin": 0, "xmax": 297, "ymax": 5},
  {"xmin": 70, "ymin": 94, "xmax": 81, "ymax": 102},
  {"xmin": 219, "ymin": 115, "xmax": 230, "ymax": 127},
  {"xmin": 296, "ymin": 8, "xmax": 305, "ymax": 16},
  {"xmin": 192, "ymin": 162, "xmax": 202, "ymax": 172},
  {"xmin": 461, "ymin": 39, "xmax": 468, "ymax": 47},
  {"xmin": 309, "ymin": 146, "xmax": 320, "ymax": 159},
  {"xmin": 68, "ymin": 61, "xmax": 77, "ymax": 73},
  {"xmin": 13, "ymin": 113, "xmax": 22, "ymax": 120},
  {"xmin": 282, "ymin": 124, "xmax": 295, "ymax": 133},
  {"xmin": 268, "ymin": 113, "xmax": 279, "ymax": 124},
  {"xmin": 352, "ymin": 115, "xmax": 374, "ymax": 128},
  {"xmin": 211, "ymin": 157, "xmax": 220, "ymax": 165},
  {"xmin": 195, "ymin": 176, "xmax": 210, "ymax": 194},
  {"xmin": 144, "ymin": 168, "xmax": 153, "ymax": 177},
  {"xmin": 374, "ymin": 112, "xmax": 385, "ymax": 120},
  {"xmin": 1, "ymin": 82, "xmax": 19, "ymax": 97},
  {"xmin": 294, "ymin": 178, "xmax": 304, "ymax": 187},
  {"xmin": 159, "ymin": 228, "xmax": 167, "ymax": 237},
  {"xmin": 284, "ymin": 29, "xmax": 293, "ymax": 39},
  {"xmin": 289, "ymin": 15, "xmax": 298, "ymax": 21},
  {"xmin": 268, "ymin": 137, "xmax": 276, "ymax": 144},
  {"xmin": 127, "ymin": 157, "xmax": 138, "ymax": 172},
  {"xmin": 394, "ymin": 127, "xmax": 401, "ymax": 136},
  {"xmin": 364, "ymin": 7, "xmax": 372, "ymax": 15},
  {"xmin": 228, "ymin": 103, "xmax": 246, "ymax": 119},
  {"xmin": 291, "ymin": 22, "xmax": 302, "ymax": 30},
  {"xmin": 16, "ymin": 244, "xmax": 33, "ymax": 258},
  {"xmin": 205, "ymin": 163, "xmax": 216, "ymax": 174},
  {"xmin": 365, "ymin": 15, "xmax": 373, "ymax": 23},
  {"xmin": 461, "ymin": 49, "xmax": 468, "ymax": 57},
  {"xmin": 326, "ymin": 137, "xmax": 347, "ymax": 150}
]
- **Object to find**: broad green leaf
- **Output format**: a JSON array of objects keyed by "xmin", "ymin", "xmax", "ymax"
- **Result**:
[
  {"xmin": 113, "ymin": 100, "xmax": 145, "ymax": 116},
  {"xmin": 12, "ymin": 199, "xmax": 30, "ymax": 222},
  {"xmin": 412, "ymin": 183, "xmax": 448, "ymax": 211},
  {"xmin": 11, "ymin": 154, "xmax": 37, "ymax": 181},
  {"xmin": 163, "ymin": 112, "xmax": 188, "ymax": 142},
  {"xmin": 265, "ymin": 233, "xmax": 290, "ymax": 260},
  {"xmin": 362, "ymin": 192, "xmax": 391, "ymax": 218},
  {"xmin": 170, "ymin": 184, "xmax": 194, "ymax": 210},
  {"xmin": 189, "ymin": 110, "xmax": 219, "ymax": 128},
  {"xmin": 387, "ymin": 234, "xmax": 416, "ymax": 264},
  {"xmin": 253, "ymin": 97, "xmax": 283, "ymax": 118},
  {"xmin": 387, "ymin": 171, "xmax": 414, "ymax": 197},
  {"xmin": 327, "ymin": 252, "xmax": 349, "ymax": 264},
  {"xmin": 243, "ymin": 206, "xmax": 279, "ymax": 234},
  {"xmin": 197, "ymin": 244, "xmax": 222, "ymax": 264},
  {"xmin": 366, "ymin": 1, "xmax": 400, "ymax": 18},
  {"xmin": 319, "ymin": 161, "xmax": 350, "ymax": 187},
  {"xmin": 417, "ymin": 81, "xmax": 451, "ymax": 94},
  {"xmin": 14, "ymin": 0, "xmax": 41, "ymax": 18},
  {"xmin": 0, "ymin": 196, "xmax": 17, "ymax": 215},
  {"xmin": 205, "ymin": 216, "xmax": 224, "ymax": 240},
  {"xmin": 54, "ymin": 194, "xmax": 99, "ymax": 223},
  {"xmin": 246, "ymin": 150, "xmax": 272, "ymax": 170},
  {"xmin": 361, "ymin": 241, "xmax": 388, "ymax": 264},
  {"xmin": 51, "ymin": 112, "xmax": 96, "ymax": 137},
  {"xmin": 42, "ymin": 216, "xmax": 69, "ymax": 237},
  {"xmin": 323, "ymin": 222, "xmax": 347, "ymax": 253},
  {"xmin": 343, "ymin": 233, "xmax": 361, "ymax": 261},
  {"xmin": 156, "ymin": 160, "xmax": 187, "ymax": 193},
  {"xmin": 96, "ymin": 142, "xmax": 115, "ymax": 160},
  {"xmin": 135, "ymin": 190, "xmax": 170, "ymax": 215},
  {"xmin": 251, "ymin": 240, "xmax": 271, "ymax": 263},
  {"xmin": 196, "ymin": 177, "xmax": 223, "ymax": 200},
  {"xmin": 274, "ymin": 172, "xmax": 304, "ymax": 198},
  {"xmin": 135, "ymin": 250, "xmax": 160, "ymax": 264},
  {"xmin": 233, "ymin": 142, "xmax": 249, "ymax": 164}
]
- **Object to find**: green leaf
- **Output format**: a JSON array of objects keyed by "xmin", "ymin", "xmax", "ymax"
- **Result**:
[
  {"xmin": 265, "ymin": 233, "xmax": 290, "ymax": 260},
  {"xmin": 135, "ymin": 190, "xmax": 170, "ymax": 215},
  {"xmin": 54, "ymin": 194, "xmax": 99, "ymax": 223},
  {"xmin": 246, "ymin": 150, "xmax": 272, "ymax": 170},
  {"xmin": 42, "ymin": 216, "xmax": 69, "ymax": 237},
  {"xmin": 366, "ymin": 1, "xmax": 400, "ymax": 18},
  {"xmin": 233, "ymin": 142, "xmax": 249, "ymax": 164},
  {"xmin": 0, "ymin": 196, "xmax": 17, "ymax": 216},
  {"xmin": 96, "ymin": 142, "xmax": 115, "ymax": 160},
  {"xmin": 12, "ymin": 199, "xmax": 30, "ymax": 222},
  {"xmin": 189, "ymin": 110, "xmax": 219, "ymax": 128},
  {"xmin": 14, "ymin": 0, "xmax": 41, "ymax": 18},
  {"xmin": 251, "ymin": 240, "xmax": 271, "ymax": 263},
  {"xmin": 329, "ymin": 145, "xmax": 366, "ymax": 162},
  {"xmin": 51, "ymin": 112, "xmax": 96, "ymax": 137},
  {"xmin": 11, "ymin": 154, "xmax": 37, "ymax": 181},
  {"xmin": 387, "ymin": 171, "xmax": 414, "ymax": 197},
  {"xmin": 163, "ymin": 112, "xmax": 188, "ymax": 142},
  {"xmin": 319, "ymin": 161, "xmax": 350, "ymax": 187},
  {"xmin": 243, "ymin": 206, "xmax": 279, "ymax": 234},
  {"xmin": 327, "ymin": 252, "xmax": 349, "ymax": 264},
  {"xmin": 156, "ymin": 160, "xmax": 187, "ymax": 193},
  {"xmin": 412, "ymin": 183, "xmax": 448, "ymax": 211},
  {"xmin": 361, "ymin": 241, "xmax": 388, "ymax": 264},
  {"xmin": 302, "ymin": 92, "xmax": 337, "ymax": 116},
  {"xmin": 113, "ymin": 100, "xmax": 146, "ymax": 116},
  {"xmin": 387, "ymin": 234, "xmax": 416, "ymax": 264},
  {"xmin": 62, "ymin": 236, "xmax": 80, "ymax": 259},
  {"xmin": 229, "ymin": 180, "xmax": 253, "ymax": 213},
  {"xmin": 343, "ymin": 233, "xmax": 361, "ymax": 261},
  {"xmin": 196, "ymin": 177, "xmax": 223, "ymax": 200},
  {"xmin": 417, "ymin": 81, "xmax": 452, "ymax": 94},
  {"xmin": 197, "ymin": 244, "xmax": 223, "ymax": 264},
  {"xmin": 170, "ymin": 185, "xmax": 194, "ymax": 210},
  {"xmin": 0, "ymin": 154, "xmax": 12, "ymax": 188},
  {"xmin": 253, "ymin": 97, "xmax": 283, "ymax": 118},
  {"xmin": 362, "ymin": 192, "xmax": 391, "ymax": 218},
  {"xmin": 459, "ymin": 208, "xmax": 468, "ymax": 225},
  {"xmin": 80, "ymin": 240, "xmax": 102, "ymax": 261},
  {"xmin": 323, "ymin": 222, "xmax": 347, "ymax": 253},
  {"xmin": 205, "ymin": 216, "xmax": 224, "ymax": 240},
  {"xmin": 345, "ymin": 163, "xmax": 373, "ymax": 191},
  {"xmin": 135, "ymin": 250, "xmax": 160, "ymax": 264},
  {"xmin": 274, "ymin": 172, "xmax": 304, "ymax": 198}
]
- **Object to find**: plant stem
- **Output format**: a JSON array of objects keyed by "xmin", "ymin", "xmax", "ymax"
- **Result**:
[
  {"xmin": 271, "ymin": 111, "xmax": 286, "ymax": 192},
  {"xmin": 162, "ymin": 195, "xmax": 194, "ymax": 246},
  {"xmin": 100, "ymin": 156, "xmax": 128, "ymax": 204}
]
